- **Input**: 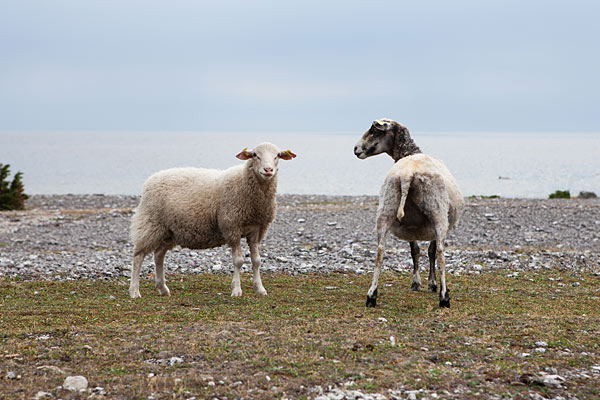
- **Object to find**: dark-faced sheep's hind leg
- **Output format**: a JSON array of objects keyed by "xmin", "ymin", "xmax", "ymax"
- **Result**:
[
  {"xmin": 409, "ymin": 241, "xmax": 422, "ymax": 291},
  {"xmin": 434, "ymin": 228, "xmax": 451, "ymax": 308},
  {"xmin": 366, "ymin": 218, "xmax": 391, "ymax": 308},
  {"xmin": 427, "ymin": 241, "xmax": 438, "ymax": 293},
  {"xmin": 366, "ymin": 287, "xmax": 378, "ymax": 307}
]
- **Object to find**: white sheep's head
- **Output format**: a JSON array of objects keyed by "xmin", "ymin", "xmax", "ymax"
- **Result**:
[{"xmin": 236, "ymin": 142, "xmax": 296, "ymax": 181}]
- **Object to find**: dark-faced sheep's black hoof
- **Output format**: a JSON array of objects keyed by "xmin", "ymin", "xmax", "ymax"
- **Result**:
[
  {"xmin": 410, "ymin": 282, "xmax": 422, "ymax": 291},
  {"xmin": 366, "ymin": 288, "xmax": 378, "ymax": 308},
  {"xmin": 439, "ymin": 289, "xmax": 450, "ymax": 308}
]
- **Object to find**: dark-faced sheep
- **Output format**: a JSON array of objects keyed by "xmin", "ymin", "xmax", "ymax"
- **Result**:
[
  {"xmin": 129, "ymin": 142, "xmax": 296, "ymax": 299},
  {"xmin": 354, "ymin": 119, "xmax": 463, "ymax": 308}
]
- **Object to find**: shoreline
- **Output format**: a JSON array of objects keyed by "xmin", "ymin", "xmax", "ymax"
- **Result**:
[{"xmin": 1, "ymin": 194, "xmax": 599, "ymax": 281}]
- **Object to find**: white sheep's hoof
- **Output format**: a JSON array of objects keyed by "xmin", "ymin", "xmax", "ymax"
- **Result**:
[
  {"xmin": 129, "ymin": 287, "xmax": 141, "ymax": 299},
  {"xmin": 255, "ymin": 287, "xmax": 268, "ymax": 296},
  {"xmin": 231, "ymin": 288, "xmax": 242, "ymax": 297},
  {"xmin": 157, "ymin": 285, "xmax": 171, "ymax": 296}
]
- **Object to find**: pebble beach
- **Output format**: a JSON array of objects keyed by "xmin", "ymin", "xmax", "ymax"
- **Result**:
[{"xmin": 1, "ymin": 194, "xmax": 599, "ymax": 281}]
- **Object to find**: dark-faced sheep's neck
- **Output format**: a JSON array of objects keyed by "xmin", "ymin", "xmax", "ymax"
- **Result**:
[{"xmin": 390, "ymin": 127, "xmax": 422, "ymax": 162}]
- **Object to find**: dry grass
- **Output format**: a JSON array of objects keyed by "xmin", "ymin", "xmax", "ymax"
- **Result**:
[{"xmin": 1, "ymin": 271, "xmax": 599, "ymax": 399}]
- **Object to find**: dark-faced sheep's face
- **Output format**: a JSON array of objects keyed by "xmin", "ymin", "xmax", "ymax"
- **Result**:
[
  {"xmin": 236, "ymin": 143, "xmax": 296, "ymax": 181},
  {"xmin": 354, "ymin": 118, "xmax": 400, "ymax": 159}
]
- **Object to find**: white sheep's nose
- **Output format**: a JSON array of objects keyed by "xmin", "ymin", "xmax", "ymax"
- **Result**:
[{"xmin": 263, "ymin": 167, "xmax": 274, "ymax": 175}]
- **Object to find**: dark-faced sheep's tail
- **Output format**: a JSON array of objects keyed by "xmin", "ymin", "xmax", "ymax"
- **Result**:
[{"xmin": 396, "ymin": 175, "xmax": 413, "ymax": 222}]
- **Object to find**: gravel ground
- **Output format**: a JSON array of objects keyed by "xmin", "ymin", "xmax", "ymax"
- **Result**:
[{"xmin": 0, "ymin": 194, "xmax": 599, "ymax": 281}]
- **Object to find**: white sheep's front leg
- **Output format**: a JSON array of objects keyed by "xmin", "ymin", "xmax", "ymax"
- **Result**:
[
  {"xmin": 230, "ymin": 242, "xmax": 244, "ymax": 297},
  {"xmin": 249, "ymin": 241, "xmax": 267, "ymax": 296}
]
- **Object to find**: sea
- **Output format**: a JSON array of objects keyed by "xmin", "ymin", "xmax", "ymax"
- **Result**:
[{"xmin": 1, "ymin": 131, "xmax": 599, "ymax": 198}]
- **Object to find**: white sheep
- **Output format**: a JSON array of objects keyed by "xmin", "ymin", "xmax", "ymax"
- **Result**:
[
  {"xmin": 128, "ymin": 142, "xmax": 296, "ymax": 299},
  {"xmin": 354, "ymin": 119, "xmax": 463, "ymax": 307}
]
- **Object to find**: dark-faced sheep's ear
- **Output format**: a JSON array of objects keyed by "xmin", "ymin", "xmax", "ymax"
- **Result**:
[
  {"xmin": 372, "ymin": 119, "xmax": 393, "ymax": 131},
  {"xmin": 236, "ymin": 147, "xmax": 254, "ymax": 160},
  {"xmin": 279, "ymin": 150, "xmax": 296, "ymax": 160}
]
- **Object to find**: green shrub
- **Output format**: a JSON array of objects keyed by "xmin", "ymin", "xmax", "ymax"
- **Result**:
[
  {"xmin": 549, "ymin": 190, "xmax": 570, "ymax": 199},
  {"xmin": 0, "ymin": 163, "xmax": 29, "ymax": 210}
]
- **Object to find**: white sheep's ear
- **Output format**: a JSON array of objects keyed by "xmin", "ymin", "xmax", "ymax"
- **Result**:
[
  {"xmin": 235, "ymin": 147, "xmax": 254, "ymax": 160},
  {"xmin": 278, "ymin": 150, "xmax": 296, "ymax": 160},
  {"xmin": 372, "ymin": 118, "xmax": 393, "ymax": 131}
]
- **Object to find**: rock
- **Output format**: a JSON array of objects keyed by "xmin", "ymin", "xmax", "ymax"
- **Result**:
[
  {"xmin": 168, "ymin": 356, "xmax": 183, "ymax": 365},
  {"xmin": 34, "ymin": 392, "xmax": 53, "ymax": 399},
  {"xmin": 63, "ymin": 375, "xmax": 88, "ymax": 391},
  {"xmin": 578, "ymin": 191, "xmax": 597, "ymax": 199},
  {"xmin": 6, "ymin": 371, "xmax": 17, "ymax": 379},
  {"xmin": 534, "ymin": 347, "xmax": 546, "ymax": 353},
  {"xmin": 542, "ymin": 374, "xmax": 565, "ymax": 388},
  {"xmin": 534, "ymin": 341, "xmax": 548, "ymax": 347}
]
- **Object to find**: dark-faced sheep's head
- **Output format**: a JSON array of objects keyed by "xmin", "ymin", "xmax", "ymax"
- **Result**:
[
  {"xmin": 236, "ymin": 142, "xmax": 296, "ymax": 181},
  {"xmin": 354, "ymin": 118, "xmax": 409, "ymax": 159}
]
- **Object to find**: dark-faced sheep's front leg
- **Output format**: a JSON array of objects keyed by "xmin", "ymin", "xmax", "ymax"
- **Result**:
[
  {"xmin": 230, "ymin": 241, "xmax": 244, "ymax": 297},
  {"xmin": 427, "ymin": 240, "xmax": 438, "ymax": 293},
  {"xmin": 248, "ymin": 235, "xmax": 267, "ymax": 296},
  {"xmin": 409, "ymin": 241, "xmax": 422, "ymax": 291}
]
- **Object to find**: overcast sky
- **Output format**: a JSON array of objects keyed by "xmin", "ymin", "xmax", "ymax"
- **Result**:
[{"xmin": 1, "ymin": 0, "xmax": 599, "ymax": 132}]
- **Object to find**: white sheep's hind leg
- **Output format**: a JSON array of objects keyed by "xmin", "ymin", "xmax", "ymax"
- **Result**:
[
  {"xmin": 249, "ymin": 241, "xmax": 267, "ymax": 296},
  {"xmin": 154, "ymin": 245, "xmax": 171, "ymax": 296},
  {"xmin": 427, "ymin": 240, "xmax": 438, "ymax": 293},
  {"xmin": 129, "ymin": 248, "xmax": 145, "ymax": 299},
  {"xmin": 409, "ymin": 241, "xmax": 421, "ymax": 291},
  {"xmin": 230, "ymin": 242, "xmax": 244, "ymax": 297}
]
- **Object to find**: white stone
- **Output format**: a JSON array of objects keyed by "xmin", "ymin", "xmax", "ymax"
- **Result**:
[
  {"xmin": 63, "ymin": 375, "xmax": 88, "ymax": 391},
  {"xmin": 534, "ymin": 341, "xmax": 548, "ymax": 347},
  {"xmin": 168, "ymin": 357, "xmax": 183, "ymax": 365},
  {"xmin": 378, "ymin": 317, "xmax": 388, "ymax": 323},
  {"xmin": 212, "ymin": 264, "xmax": 222, "ymax": 271},
  {"xmin": 542, "ymin": 374, "xmax": 565, "ymax": 388}
]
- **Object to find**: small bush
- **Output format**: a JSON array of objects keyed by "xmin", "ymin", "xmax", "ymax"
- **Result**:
[
  {"xmin": 0, "ymin": 163, "xmax": 29, "ymax": 210},
  {"xmin": 549, "ymin": 190, "xmax": 570, "ymax": 199}
]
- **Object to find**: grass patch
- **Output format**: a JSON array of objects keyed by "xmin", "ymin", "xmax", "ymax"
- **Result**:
[{"xmin": 1, "ymin": 272, "xmax": 599, "ymax": 399}]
